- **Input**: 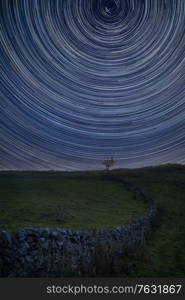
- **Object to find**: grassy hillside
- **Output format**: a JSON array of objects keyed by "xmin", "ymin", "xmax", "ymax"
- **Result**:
[
  {"xmin": 111, "ymin": 164, "xmax": 185, "ymax": 276},
  {"xmin": 0, "ymin": 171, "xmax": 149, "ymax": 230},
  {"xmin": 0, "ymin": 164, "xmax": 184, "ymax": 276}
]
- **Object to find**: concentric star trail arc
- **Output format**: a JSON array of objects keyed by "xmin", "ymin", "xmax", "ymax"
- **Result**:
[{"xmin": 0, "ymin": 0, "xmax": 185, "ymax": 170}]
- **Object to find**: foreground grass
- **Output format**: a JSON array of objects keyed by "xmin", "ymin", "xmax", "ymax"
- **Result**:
[
  {"xmin": 111, "ymin": 164, "xmax": 185, "ymax": 276},
  {"xmin": 0, "ymin": 164, "xmax": 184, "ymax": 276},
  {"xmin": 0, "ymin": 171, "xmax": 149, "ymax": 230}
]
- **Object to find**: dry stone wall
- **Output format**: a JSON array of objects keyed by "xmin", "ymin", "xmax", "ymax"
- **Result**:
[{"xmin": 0, "ymin": 176, "xmax": 158, "ymax": 277}]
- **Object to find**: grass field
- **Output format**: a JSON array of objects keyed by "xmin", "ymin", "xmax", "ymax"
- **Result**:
[
  {"xmin": 111, "ymin": 165, "xmax": 185, "ymax": 276},
  {"xmin": 0, "ymin": 171, "xmax": 149, "ymax": 230},
  {"xmin": 0, "ymin": 164, "xmax": 185, "ymax": 276}
]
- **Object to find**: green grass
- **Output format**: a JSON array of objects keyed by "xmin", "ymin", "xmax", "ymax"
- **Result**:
[
  {"xmin": 111, "ymin": 164, "xmax": 185, "ymax": 276},
  {"xmin": 0, "ymin": 164, "xmax": 184, "ymax": 276},
  {"xmin": 0, "ymin": 171, "xmax": 149, "ymax": 230}
]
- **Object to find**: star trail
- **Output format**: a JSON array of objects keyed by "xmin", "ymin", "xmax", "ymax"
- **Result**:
[{"xmin": 0, "ymin": 0, "xmax": 185, "ymax": 170}]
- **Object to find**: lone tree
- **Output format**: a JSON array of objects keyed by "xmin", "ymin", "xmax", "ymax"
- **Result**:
[{"xmin": 102, "ymin": 157, "xmax": 114, "ymax": 171}]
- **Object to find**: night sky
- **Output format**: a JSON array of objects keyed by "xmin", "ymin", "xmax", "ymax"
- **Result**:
[{"xmin": 0, "ymin": 0, "xmax": 185, "ymax": 171}]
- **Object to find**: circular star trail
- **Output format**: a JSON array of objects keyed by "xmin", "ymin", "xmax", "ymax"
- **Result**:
[{"xmin": 0, "ymin": 0, "xmax": 185, "ymax": 170}]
